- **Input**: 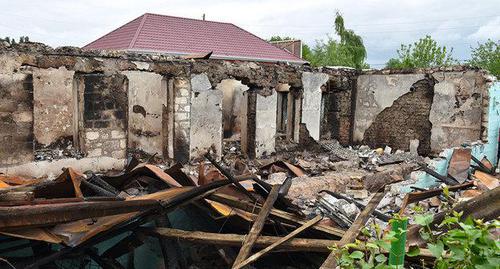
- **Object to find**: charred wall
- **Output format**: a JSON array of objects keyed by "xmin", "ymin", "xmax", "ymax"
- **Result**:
[
  {"xmin": 320, "ymin": 75, "xmax": 356, "ymax": 145},
  {"xmin": 78, "ymin": 73, "xmax": 128, "ymax": 159},
  {"xmin": 32, "ymin": 67, "xmax": 76, "ymax": 160},
  {"xmin": 0, "ymin": 73, "xmax": 33, "ymax": 165},
  {"xmin": 354, "ymin": 68, "xmax": 491, "ymax": 155},
  {"xmin": 362, "ymin": 76, "xmax": 436, "ymax": 155}
]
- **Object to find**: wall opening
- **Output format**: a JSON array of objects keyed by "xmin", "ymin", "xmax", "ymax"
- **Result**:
[
  {"xmin": 162, "ymin": 77, "xmax": 175, "ymax": 159},
  {"xmin": 275, "ymin": 84, "xmax": 301, "ymax": 143},
  {"xmin": 216, "ymin": 79, "xmax": 248, "ymax": 141},
  {"xmin": 74, "ymin": 73, "xmax": 128, "ymax": 159},
  {"xmin": 215, "ymin": 79, "xmax": 248, "ymax": 158},
  {"xmin": 319, "ymin": 78, "xmax": 355, "ymax": 145}
]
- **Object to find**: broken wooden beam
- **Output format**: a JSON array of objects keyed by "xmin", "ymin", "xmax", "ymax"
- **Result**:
[
  {"xmin": 399, "ymin": 181, "xmax": 474, "ymax": 214},
  {"xmin": 232, "ymin": 184, "xmax": 281, "ymax": 268},
  {"xmin": 138, "ymin": 227, "xmax": 338, "ymax": 252},
  {"xmin": 0, "ymin": 199, "xmax": 161, "ymax": 229},
  {"xmin": 208, "ymin": 193, "xmax": 344, "ymax": 238},
  {"xmin": 471, "ymin": 155, "xmax": 495, "ymax": 175},
  {"xmin": 234, "ymin": 215, "xmax": 323, "ymax": 269}
]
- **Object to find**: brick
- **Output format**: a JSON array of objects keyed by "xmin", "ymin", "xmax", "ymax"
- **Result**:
[
  {"xmin": 86, "ymin": 131, "xmax": 99, "ymax": 140},
  {"xmin": 120, "ymin": 139, "xmax": 127, "ymax": 149},
  {"xmin": 175, "ymin": 113, "xmax": 189, "ymax": 121},
  {"xmin": 111, "ymin": 130, "xmax": 125, "ymax": 139},
  {"xmin": 175, "ymin": 97, "xmax": 188, "ymax": 104},
  {"xmin": 87, "ymin": 148, "xmax": 102, "ymax": 157},
  {"xmin": 179, "ymin": 88, "xmax": 189, "ymax": 97}
]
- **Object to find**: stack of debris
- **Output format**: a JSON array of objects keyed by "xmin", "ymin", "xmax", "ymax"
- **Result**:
[{"xmin": 0, "ymin": 141, "xmax": 498, "ymax": 268}]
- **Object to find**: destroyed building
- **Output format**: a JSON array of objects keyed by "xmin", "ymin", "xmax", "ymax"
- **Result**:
[{"xmin": 0, "ymin": 41, "xmax": 498, "ymax": 269}]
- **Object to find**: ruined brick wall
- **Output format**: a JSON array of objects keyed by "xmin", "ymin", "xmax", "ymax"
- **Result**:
[
  {"xmin": 354, "ymin": 68, "xmax": 491, "ymax": 155},
  {"xmin": 320, "ymin": 75, "xmax": 356, "ymax": 145},
  {"xmin": 173, "ymin": 78, "xmax": 191, "ymax": 163},
  {"xmin": 33, "ymin": 67, "xmax": 76, "ymax": 160},
  {"xmin": 78, "ymin": 74, "xmax": 128, "ymax": 159},
  {"xmin": 0, "ymin": 43, "xmax": 323, "ymax": 170},
  {"xmin": 0, "ymin": 73, "xmax": 33, "ymax": 165},
  {"xmin": 362, "ymin": 76, "xmax": 435, "ymax": 155}
]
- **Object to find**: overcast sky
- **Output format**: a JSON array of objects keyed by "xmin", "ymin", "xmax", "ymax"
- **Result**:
[{"xmin": 0, "ymin": 0, "xmax": 498, "ymax": 67}]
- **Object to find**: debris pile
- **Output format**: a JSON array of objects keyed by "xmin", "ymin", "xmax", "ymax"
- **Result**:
[{"xmin": 0, "ymin": 141, "xmax": 498, "ymax": 268}]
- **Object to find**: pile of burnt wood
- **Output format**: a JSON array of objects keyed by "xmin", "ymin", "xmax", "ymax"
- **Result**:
[{"xmin": 0, "ymin": 151, "xmax": 498, "ymax": 269}]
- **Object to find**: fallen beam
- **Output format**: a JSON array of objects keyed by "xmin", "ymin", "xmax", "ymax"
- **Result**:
[
  {"xmin": 420, "ymin": 165, "xmax": 459, "ymax": 186},
  {"xmin": 138, "ymin": 227, "xmax": 435, "ymax": 260},
  {"xmin": 208, "ymin": 193, "xmax": 344, "ymax": 238},
  {"xmin": 204, "ymin": 153, "xmax": 257, "ymax": 202},
  {"xmin": 232, "ymin": 185, "xmax": 281, "ymax": 268},
  {"xmin": 24, "ymin": 178, "xmax": 249, "ymax": 269},
  {"xmin": 408, "ymin": 186, "xmax": 500, "ymax": 241},
  {"xmin": 138, "ymin": 227, "xmax": 338, "ymax": 252},
  {"xmin": 0, "ymin": 200, "xmax": 160, "ymax": 230},
  {"xmin": 399, "ymin": 181, "xmax": 474, "ymax": 214},
  {"xmin": 234, "ymin": 215, "xmax": 323, "ymax": 269}
]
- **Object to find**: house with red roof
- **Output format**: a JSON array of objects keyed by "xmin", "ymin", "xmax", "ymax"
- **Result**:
[{"xmin": 84, "ymin": 13, "xmax": 306, "ymax": 64}]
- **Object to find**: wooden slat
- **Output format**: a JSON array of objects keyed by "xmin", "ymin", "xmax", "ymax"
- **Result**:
[
  {"xmin": 139, "ymin": 227, "xmax": 338, "ymax": 252},
  {"xmin": 234, "ymin": 215, "xmax": 322, "ymax": 269},
  {"xmin": 208, "ymin": 193, "xmax": 344, "ymax": 238},
  {"xmin": 232, "ymin": 185, "xmax": 281, "ymax": 268}
]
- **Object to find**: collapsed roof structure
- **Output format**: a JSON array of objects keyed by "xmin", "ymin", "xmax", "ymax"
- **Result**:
[{"xmin": 0, "ymin": 40, "xmax": 498, "ymax": 268}]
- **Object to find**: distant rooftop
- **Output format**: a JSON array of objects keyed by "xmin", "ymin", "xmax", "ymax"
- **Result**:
[{"xmin": 84, "ymin": 13, "xmax": 306, "ymax": 64}]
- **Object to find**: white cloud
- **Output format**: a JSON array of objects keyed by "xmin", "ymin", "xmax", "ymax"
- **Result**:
[
  {"xmin": 468, "ymin": 17, "xmax": 500, "ymax": 40},
  {"xmin": 0, "ymin": 0, "xmax": 498, "ymax": 65}
]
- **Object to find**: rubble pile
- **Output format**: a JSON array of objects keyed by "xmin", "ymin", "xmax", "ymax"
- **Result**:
[{"xmin": 0, "ymin": 140, "xmax": 498, "ymax": 269}]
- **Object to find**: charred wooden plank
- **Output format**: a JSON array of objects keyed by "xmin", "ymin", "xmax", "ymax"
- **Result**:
[
  {"xmin": 0, "ymin": 200, "xmax": 160, "ymax": 229},
  {"xmin": 232, "ymin": 185, "xmax": 281, "ymax": 268},
  {"xmin": 420, "ymin": 164, "xmax": 459, "ymax": 185},
  {"xmin": 25, "ymin": 178, "xmax": 248, "ymax": 269},
  {"xmin": 234, "ymin": 215, "xmax": 323, "ymax": 269},
  {"xmin": 208, "ymin": 193, "xmax": 344, "ymax": 238},
  {"xmin": 138, "ymin": 227, "xmax": 338, "ymax": 252},
  {"xmin": 399, "ymin": 181, "xmax": 474, "ymax": 214}
]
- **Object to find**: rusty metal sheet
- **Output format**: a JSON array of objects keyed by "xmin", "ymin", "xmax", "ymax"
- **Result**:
[
  {"xmin": 1, "ymin": 228, "xmax": 62, "ymax": 244},
  {"xmin": 473, "ymin": 170, "xmax": 500, "ymax": 190},
  {"xmin": 260, "ymin": 161, "xmax": 306, "ymax": 177},
  {"xmin": 447, "ymin": 148, "xmax": 472, "ymax": 183}
]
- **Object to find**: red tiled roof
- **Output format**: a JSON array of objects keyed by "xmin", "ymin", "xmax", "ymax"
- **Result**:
[{"xmin": 84, "ymin": 13, "xmax": 306, "ymax": 64}]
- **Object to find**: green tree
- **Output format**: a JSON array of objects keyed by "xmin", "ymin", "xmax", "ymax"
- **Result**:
[
  {"xmin": 468, "ymin": 39, "xmax": 499, "ymax": 78},
  {"xmin": 269, "ymin": 12, "xmax": 369, "ymax": 69},
  {"xmin": 268, "ymin": 36, "xmax": 295, "ymax": 42},
  {"xmin": 333, "ymin": 12, "xmax": 367, "ymax": 69},
  {"xmin": 386, "ymin": 35, "xmax": 457, "ymax": 68},
  {"xmin": 1, "ymin": 36, "xmax": 31, "ymax": 45}
]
